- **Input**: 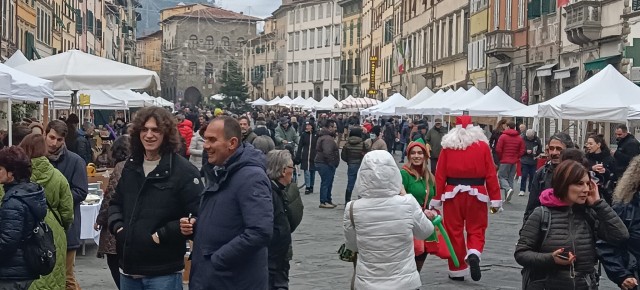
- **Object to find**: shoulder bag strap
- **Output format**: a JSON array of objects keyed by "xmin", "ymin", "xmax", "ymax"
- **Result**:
[
  {"xmin": 422, "ymin": 181, "xmax": 431, "ymax": 210},
  {"xmin": 46, "ymin": 201, "xmax": 63, "ymax": 228},
  {"xmin": 349, "ymin": 200, "xmax": 355, "ymax": 228}
]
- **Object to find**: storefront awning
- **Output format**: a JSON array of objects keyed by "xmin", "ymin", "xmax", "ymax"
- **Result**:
[
  {"xmin": 584, "ymin": 55, "xmax": 621, "ymax": 71},
  {"xmin": 536, "ymin": 63, "xmax": 557, "ymax": 77},
  {"xmin": 553, "ymin": 67, "xmax": 577, "ymax": 80}
]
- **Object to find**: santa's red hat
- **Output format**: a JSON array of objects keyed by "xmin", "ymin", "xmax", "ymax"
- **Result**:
[{"xmin": 455, "ymin": 115, "xmax": 473, "ymax": 129}]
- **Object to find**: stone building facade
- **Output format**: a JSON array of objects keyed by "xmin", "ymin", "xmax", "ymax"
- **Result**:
[{"xmin": 160, "ymin": 5, "xmax": 259, "ymax": 105}]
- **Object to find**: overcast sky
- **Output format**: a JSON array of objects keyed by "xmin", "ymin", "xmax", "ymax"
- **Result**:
[{"xmin": 219, "ymin": 1, "xmax": 281, "ymax": 18}]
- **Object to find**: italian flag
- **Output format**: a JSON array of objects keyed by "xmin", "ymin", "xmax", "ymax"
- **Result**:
[{"xmin": 396, "ymin": 41, "xmax": 405, "ymax": 74}]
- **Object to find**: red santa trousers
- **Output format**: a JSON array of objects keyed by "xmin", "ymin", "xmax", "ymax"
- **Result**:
[{"xmin": 442, "ymin": 191, "xmax": 488, "ymax": 277}]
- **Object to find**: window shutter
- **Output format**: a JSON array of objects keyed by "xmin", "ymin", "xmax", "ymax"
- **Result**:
[
  {"xmin": 467, "ymin": 42, "xmax": 473, "ymax": 70},
  {"xmin": 528, "ymin": 0, "xmax": 541, "ymax": 19},
  {"xmin": 75, "ymin": 9, "xmax": 83, "ymax": 33}
]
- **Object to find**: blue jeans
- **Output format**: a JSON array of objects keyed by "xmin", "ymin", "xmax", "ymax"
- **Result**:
[
  {"xmin": 520, "ymin": 163, "xmax": 537, "ymax": 192},
  {"xmin": 346, "ymin": 163, "xmax": 360, "ymax": 193},
  {"xmin": 398, "ymin": 143, "xmax": 406, "ymax": 161},
  {"xmin": 120, "ymin": 273, "xmax": 182, "ymax": 290},
  {"xmin": 316, "ymin": 163, "xmax": 336, "ymax": 204},
  {"xmin": 304, "ymin": 169, "xmax": 315, "ymax": 189}
]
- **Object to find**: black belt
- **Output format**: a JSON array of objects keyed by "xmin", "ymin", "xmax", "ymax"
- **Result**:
[{"xmin": 446, "ymin": 177, "xmax": 485, "ymax": 186}]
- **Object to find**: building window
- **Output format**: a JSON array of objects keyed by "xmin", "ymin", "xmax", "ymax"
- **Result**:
[
  {"xmin": 294, "ymin": 62, "xmax": 299, "ymax": 83},
  {"xmin": 319, "ymin": 3, "xmax": 324, "ymax": 19},
  {"xmin": 205, "ymin": 36, "xmax": 214, "ymax": 49},
  {"xmin": 289, "ymin": 33, "xmax": 294, "ymax": 51},
  {"xmin": 288, "ymin": 63, "xmax": 293, "ymax": 83},
  {"xmin": 317, "ymin": 28, "xmax": 323, "ymax": 48},
  {"xmin": 205, "ymin": 62, "xmax": 213, "ymax": 78},
  {"xmin": 302, "ymin": 61, "xmax": 307, "ymax": 82},
  {"xmin": 221, "ymin": 37, "xmax": 230, "ymax": 49},
  {"xmin": 310, "ymin": 29, "xmax": 315, "ymax": 48},
  {"xmin": 303, "ymin": 7, "xmax": 308, "ymax": 21},
  {"xmin": 189, "ymin": 35, "xmax": 198, "ymax": 48},
  {"xmin": 518, "ymin": 0, "xmax": 526, "ymax": 28},
  {"xmin": 324, "ymin": 58, "xmax": 330, "ymax": 80},
  {"xmin": 316, "ymin": 59, "xmax": 322, "ymax": 81},
  {"xmin": 302, "ymin": 30, "xmax": 307, "ymax": 49},
  {"xmin": 188, "ymin": 62, "xmax": 197, "ymax": 74},
  {"xmin": 309, "ymin": 61, "xmax": 315, "ymax": 81},
  {"xmin": 289, "ymin": 11, "xmax": 294, "ymax": 24},
  {"xmin": 350, "ymin": 21, "xmax": 354, "ymax": 46},
  {"xmin": 237, "ymin": 37, "xmax": 246, "ymax": 47},
  {"xmin": 384, "ymin": 19, "xmax": 393, "ymax": 44},
  {"xmin": 324, "ymin": 89, "xmax": 329, "ymax": 97},
  {"xmin": 334, "ymin": 58, "xmax": 340, "ymax": 80},
  {"xmin": 310, "ymin": 6, "xmax": 316, "ymax": 20},
  {"xmin": 634, "ymin": 0, "xmax": 640, "ymax": 11},
  {"xmin": 295, "ymin": 32, "xmax": 300, "ymax": 50},
  {"xmin": 335, "ymin": 25, "xmax": 341, "ymax": 45}
]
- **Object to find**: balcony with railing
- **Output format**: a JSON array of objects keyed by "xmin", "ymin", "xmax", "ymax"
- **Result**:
[
  {"xmin": 564, "ymin": 1, "xmax": 601, "ymax": 45},
  {"xmin": 340, "ymin": 74, "xmax": 356, "ymax": 86},
  {"xmin": 485, "ymin": 30, "xmax": 516, "ymax": 62}
]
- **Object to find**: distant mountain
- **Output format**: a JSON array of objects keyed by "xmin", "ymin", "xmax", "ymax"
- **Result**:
[{"xmin": 136, "ymin": 0, "xmax": 211, "ymax": 37}]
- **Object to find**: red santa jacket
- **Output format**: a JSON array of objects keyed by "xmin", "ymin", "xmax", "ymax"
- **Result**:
[
  {"xmin": 178, "ymin": 119, "xmax": 194, "ymax": 155},
  {"xmin": 495, "ymin": 129, "xmax": 525, "ymax": 164},
  {"xmin": 432, "ymin": 140, "xmax": 502, "ymax": 209}
]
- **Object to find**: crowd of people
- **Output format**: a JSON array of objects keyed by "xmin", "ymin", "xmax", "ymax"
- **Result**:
[{"xmin": 1, "ymin": 103, "xmax": 640, "ymax": 290}]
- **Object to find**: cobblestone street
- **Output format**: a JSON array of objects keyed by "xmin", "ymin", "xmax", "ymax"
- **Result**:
[{"xmin": 76, "ymin": 155, "xmax": 619, "ymax": 290}]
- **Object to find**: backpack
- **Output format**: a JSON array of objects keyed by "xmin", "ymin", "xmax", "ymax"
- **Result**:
[
  {"xmin": 284, "ymin": 183, "xmax": 304, "ymax": 233},
  {"xmin": 12, "ymin": 196, "xmax": 56, "ymax": 277}
]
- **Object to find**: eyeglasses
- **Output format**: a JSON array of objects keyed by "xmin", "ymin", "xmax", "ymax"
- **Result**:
[{"xmin": 286, "ymin": 166, "xmax": 294, "ymax": 170}]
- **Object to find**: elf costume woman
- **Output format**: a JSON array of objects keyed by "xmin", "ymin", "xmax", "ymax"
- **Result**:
[{"xmin": 400, "ymin": 139, "xmax": 439, "ymax": 272}]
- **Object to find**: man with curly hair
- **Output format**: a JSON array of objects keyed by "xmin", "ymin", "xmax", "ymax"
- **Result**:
[{"xmin": 108, "ymin": 107, "xmax": 203, "ymax": 290}]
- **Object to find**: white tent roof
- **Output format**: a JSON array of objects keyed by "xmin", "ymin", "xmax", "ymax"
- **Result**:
[
  {"xmin": 553, "ymin": 65, "xmax": 640, "ymax": 121},
  {"xmin": 265, "ymin": 96, "xmax": 281, "ymax": 106},
  {"xmin": 53, "ymin": 90, "xmax": 127, "ymax": 110},
  {"xmin": 316, "ymin": 95, "xmax": 339, "ymax": 110},
  {"xmin": 251, "ymin": 97, "xmax": 268, "ymax": 106},
  {"xmin": 408, "ymin": 89, "xmax": 456, "ymax": 115},
  {"xmin": 0, "ymin": 63, "xmax": 54, "ymax": 102},
  {"xmin": 502, "ymin": 104, "xmax": 539, "ymax": 117},
  {"xmin": 363, "ymin": 93, "xmax": 408, "ymax": 116},
  {"xmin": 395, "ymin": 87, "xmax": 435, "ymax": 114},
  {"xmin": 335, "ymin": 95, "xmax": 355, "ymax": 109},
  {"xmin": 460, "ymin": 86, "xmax": 526, "ymax": 116},
  {"xmin": 111, "ymin": 90, "xmax": 155, "ymax": 107},
  {"xmin": 289, "ymin": 96, "xmax": 307, "ymax": 107},
  {"xmin": 154, "ymin": 97, "xmax": 174, "ymax": 107},
  {"xmin": 4, "ymin": 50, "xmax": 29, "ymax": 68},
  {"xmin": 277, "ymin": 96, "xmax": 293, "ymax": 106},
  {"xmin": 14, "ymin": 50, "xmax": 161, "ymax": 91},
  {"xmin": 340, "ymin": 97, "xmax": 380, "ymax": 109},
  {"xmin": 302, "ymin": 97, "xmax": 320, "ymax": 110},
  {"xmin": 445, "ymin": 87, "xmax": 484, "ymax": 114}
]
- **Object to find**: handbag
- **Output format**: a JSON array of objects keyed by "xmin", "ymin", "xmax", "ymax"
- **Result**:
[{"xmin": 338, "ymin": 201, "xmax": 358, "ymax": 263}]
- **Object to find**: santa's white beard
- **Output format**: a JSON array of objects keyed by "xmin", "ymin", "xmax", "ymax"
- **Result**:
[{"xmin": 441, "ymin": 125, "xmax": 489, "ymax": 150}]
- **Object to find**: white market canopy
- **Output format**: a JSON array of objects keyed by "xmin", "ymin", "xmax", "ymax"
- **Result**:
[
  {"xmin": 407, "ymin": 89, "xmax": 455, "ymax": 115},
  {"xmin": 251, "ymin": 97, "xmax": 268, "ymax": 106},
  {"xmin": 276, "ymin": 96, "xmax": 293, "ymax": 106},
  {"xmin": 289, "ymin": 96, "xmax": 307, "ymax": 107},
  {"xmin": 53, "ymin": 90, "xmax": 127, "ymax": 110},
  {"xmin": 462, "ymin": 86, "xmax": 526, "ymax": 116},
  {"xmin": 362, "ymin": 93, "xmax": 408, "ymax": 116},
  {"xmin": 265, "ymin": 96, "xmax": 282, "ymax": 106},
  {"xmin": 154, "ymin": 97, "xmax": 174, "ymax": 107},
  {"xmin": 0, "ymin": 63, "xmax": 54, "ymax": 102},
  {"xmin": 4, "ymin": 50, "xmax": 29, "ymax": 68},
  {"xmin": 446, "ymin": 87, "xmax": 485, "ymax": 114},
  {"xmin": 14, "ymin": 50, "xmax": 160, "ymax": 91},
  {"xmin": 302, "ymin": 97, "xmax": 320, "ymax": 110},
  {"xmin": 550, "ymin": 65, "xmax": 640, "ymax": 121},
  {"xmin": 395, "ymin": 87, "xmax": 435, "ymax": 114},
  {"xmin": 315, "ymin": 94, "xmax": 340, "ymax": 110},
  {"xmin": 335, "ymin": 95, "xmax": 355, "ymax": 109},
  {"xmin": 339, "ymin": 97, "xmax": 380, "ymax": 109}
]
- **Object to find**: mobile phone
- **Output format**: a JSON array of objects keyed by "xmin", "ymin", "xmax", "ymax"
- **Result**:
[{"xmin": 557, "ymin": 251, "xmax": 571, "ymax": 260}]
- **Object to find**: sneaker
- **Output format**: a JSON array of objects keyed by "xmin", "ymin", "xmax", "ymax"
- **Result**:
[
  {"xmin": 319, "ymin": 203, "xmax": 333, "ymax": 209},
  {"xmin": 327, "ymin": 203, "xmax": 337, "ymax": 208},
  {"xmin": 448, "ymin": 275, "xmax": 465, "ymax": 282},
  {"xmin": 467, "ymin": 253, "xmax": 481, "ymax": 281},
  {"xmin": 304, "ymin": 188, "xmax": 312, "ymax": 195},
  {"xmin": 505, "ymin": 189, "xmax": 514, "ymax": 202},
  {"xmin": 519, "ymin": 191, "xmax": 525, "ymax": 196}
]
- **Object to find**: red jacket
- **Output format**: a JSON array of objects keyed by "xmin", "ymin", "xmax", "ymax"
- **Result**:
[
  {"xmin": 496, "ymin": 129, "xmax": 525, "ymax": 164},
  {"xmin": 178, "ymin": 119, "xmax": 194, "ymax": 155}
]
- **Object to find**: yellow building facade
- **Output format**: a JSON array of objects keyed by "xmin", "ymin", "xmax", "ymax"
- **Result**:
[{"xmin": 16, "ymin": 0, "xmax": 37, "ymax": 59}]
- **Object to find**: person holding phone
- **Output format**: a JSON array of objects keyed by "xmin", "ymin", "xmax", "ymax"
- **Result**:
[
  {"xmin": 585, "ymin": 134, "xmax": 616, "ymax": 205},
  {"xmin": 597, "ymin": 155, "xmax": 640, "ymax": 290},
  {"xmin": 515, "ymin": 160, "xmax": 628, "ymax": 290}
]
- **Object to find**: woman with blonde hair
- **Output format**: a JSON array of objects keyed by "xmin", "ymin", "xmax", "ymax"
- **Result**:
[{"xmin": 597, "ymin": 155, "xmax": 640, "ymax": 290}]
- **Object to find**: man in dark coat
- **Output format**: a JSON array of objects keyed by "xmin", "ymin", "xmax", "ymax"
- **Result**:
[
  {"xmin": 76, "ymin": 121, "xmax": 94, "ymax": 165},
  {"xmin": 315, "ymin": 119, "xmax": 339, "ymax": 208},
  {"xmin": 613, "ymin": 124, "xmax": 640, "ymax": 178},
  {"xmin": 296, "ymin": 121, "xmax": 318, "ymax": 194},
  {"xmin": 188, "ymin": 116, "xmax": 273, "ymax": 290},
  {"xmin": 108, "ymin": 107, "xmax": 202, "ymax": 288},
  {"xmin": 45, "ymin": 120, "xmax": 88, "ymax": 290}
]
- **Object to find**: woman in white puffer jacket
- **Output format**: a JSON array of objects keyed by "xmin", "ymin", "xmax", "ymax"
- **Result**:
[{"xmin": 343, "ymin": 150, "xmax": 435, "ymax": 290}]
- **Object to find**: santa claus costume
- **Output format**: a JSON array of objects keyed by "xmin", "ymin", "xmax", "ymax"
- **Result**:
[{"xmin": 429, "ymin": 115, "xmax": 502, "ymax": 282}]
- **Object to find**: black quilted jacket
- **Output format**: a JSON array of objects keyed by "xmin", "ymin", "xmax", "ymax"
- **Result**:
[{"xmin": 515, "ymin": 199, "xmax": 629, "ymax": 289}]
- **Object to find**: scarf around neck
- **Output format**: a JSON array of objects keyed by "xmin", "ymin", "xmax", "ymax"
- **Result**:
[{"xmin": 48, "ymin": 143, "xmax": 66, "ymax": 162}]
